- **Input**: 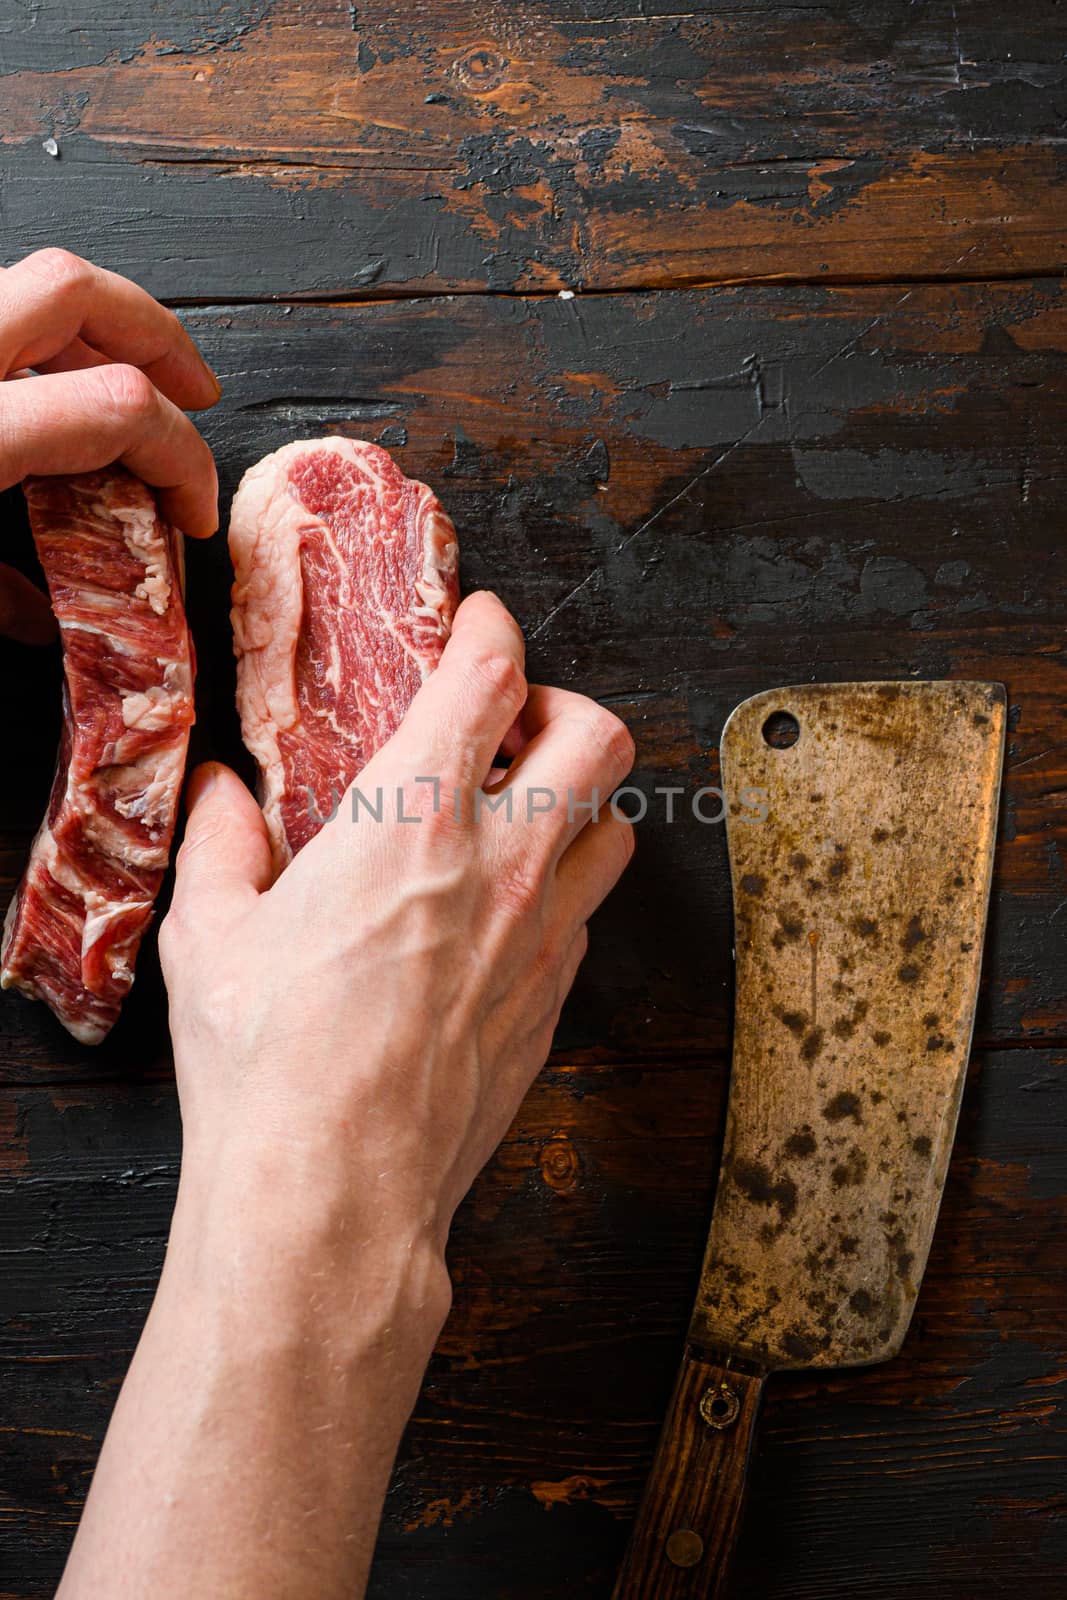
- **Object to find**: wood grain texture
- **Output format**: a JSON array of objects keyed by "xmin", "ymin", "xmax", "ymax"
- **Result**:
[
  {"xmin": 612, "ymin": 1351, "xmax": 765, "ymax": 1600},
  {"xmin": 3, "ymin": 284, "xmax": 1066, "ymax": 1077},
  {"xmin": 2, "ymin": 1, "xmax": 1066, "ymax": 1594},
  {"xmin": 1, "ymin": 289, "xmax": 1064, "ymax": 1595},
  {"xmin": 1, "ymin": 1, "xmax": 1067, "ymax": 295},
  {"xmin": 0, "ymin": 1052, "xmax": 1065, "ymax": 1597}
]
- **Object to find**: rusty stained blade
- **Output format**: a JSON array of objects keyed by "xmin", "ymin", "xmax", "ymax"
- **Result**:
[{"xmin": 692, "ymin": 681, "xmax": 1005, "ymax": 1372}]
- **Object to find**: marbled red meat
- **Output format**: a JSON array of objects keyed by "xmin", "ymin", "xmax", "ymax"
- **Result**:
[
  {"xmin": 1, "ymin": 468, "xmax": 195, "ymax": 1045},
  {"xmin": 229, "ymin": 437, "xmax": 459, "ymax": 872}
]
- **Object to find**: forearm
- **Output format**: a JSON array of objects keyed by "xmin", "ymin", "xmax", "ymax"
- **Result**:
[
  {"xmin": 57, "ymin": 1144, "xmax": 451, "ymax": 1600},
  {"xmin": 56, "ymin": 591, "xmax": 632, "ymax": 1595}
]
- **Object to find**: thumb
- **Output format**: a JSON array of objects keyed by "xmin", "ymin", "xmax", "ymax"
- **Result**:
[{"xmin": 170, "ymin": 762, "xmax": 274, "ymax": 924}]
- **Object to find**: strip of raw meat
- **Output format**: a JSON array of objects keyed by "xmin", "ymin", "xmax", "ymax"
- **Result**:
[
  {"xmin": 1, "ymin": 468, "xmax": 195, "ymax": 1045},
  {"xmin": 229, "ymin": 437, "xmax": 459, "ymax": 873}
]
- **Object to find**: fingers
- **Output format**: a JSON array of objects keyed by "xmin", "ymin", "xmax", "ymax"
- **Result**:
[
  {"xmin": 498, "ymin": 711, "xmax": 527, "ymax": 762},
  {"xmin": 0, "ymin": 252, "xmax": 220, "ymax": 533},
  {"xmin": 168, "ymin": 764, "xmax": 274, "ymax": 937},
  {"xmin": 496, "ymin": 684, "xmax": 635, "ymax": 856},
  {"xmin": 30, "ymin": 334, "xmax": 111, "ymax": 380},
  {"xmin": 0, "ymin": 365, "xmax": 219, "ymax": 536},
  {"xmin": 0, "ymin": 563, "xmax": 56, "ymax": 645},
  {"xmin": 554, "ymin": 810, "xmax": 636, "ymax": 932},
  {"xmin": 0, "ymin": 249, "xmax": 220, "ymax": 411},
  {"xmin": 377, "ymin": 591, "xmax": 528, "ymax": 788}
]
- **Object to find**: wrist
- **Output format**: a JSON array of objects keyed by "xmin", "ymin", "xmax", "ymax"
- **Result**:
[
  {"xmin": 73, "ymin": 1133, "xmax": 451, "ymax": 1600},
  {"xmin": 165, "ymin": 1133, "xmax": 453, "ymax": 1369}
]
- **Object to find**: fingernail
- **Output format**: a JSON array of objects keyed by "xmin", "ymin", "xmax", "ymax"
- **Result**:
[{"xmin": 198, "ymin": 357, "xmax": 222, "ymax": 402}]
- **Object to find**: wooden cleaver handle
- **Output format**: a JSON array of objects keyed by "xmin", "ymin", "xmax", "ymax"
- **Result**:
[{"xmin": 612, "ymin": 1347, "xmax": 766, "ymax": 1600}]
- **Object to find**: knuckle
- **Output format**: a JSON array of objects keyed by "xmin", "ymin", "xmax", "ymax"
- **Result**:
[
  {"xmin": 158, "ymin": 304, "xmax": 184, "ymax": 344},
  {"xmin": 157, "ymin": 905, "xmax": 186, "ymax": 969},
  {"xmin": 585, "ymin": 707, "xmax": 635, "ymax": 772},
  {"xmin": 97, "ymin": 362, "xmax": 157, "ymax": 422},
  {"xmin": 469, "ymin": 648, "xmax": 525, "ymax": 710},
  {"xmin": 24, "ymin": 247, "xmax": 91, "ymax": 297}
]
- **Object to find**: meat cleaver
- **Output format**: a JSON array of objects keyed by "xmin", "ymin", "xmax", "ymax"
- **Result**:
[{"xmin": 613, "ymin": 680, "xmax": 1005, "ymax": 1600}]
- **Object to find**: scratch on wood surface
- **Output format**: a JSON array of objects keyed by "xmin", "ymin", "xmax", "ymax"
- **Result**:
[
  {"xmin": 808, "ymin": 287, "xmax": 918, "ymax": 385},
  {"xmin": 2, "ymin": 2, "xmax": 1067, "ymax": 1578},
  {"xmin": 528, "ymin": 404, "xmax": 779, "ymax": 641}
]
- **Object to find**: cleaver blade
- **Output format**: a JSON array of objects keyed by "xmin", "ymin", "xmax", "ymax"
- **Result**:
[{"xmin": 614, "ymin": 680, "xmax": 1005, "ymax": 1600}]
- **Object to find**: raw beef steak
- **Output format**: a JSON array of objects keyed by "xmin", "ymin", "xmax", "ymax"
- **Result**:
[
  {"xmin": 229, "ymin": 437, "xmax": 459, "ymax": 873},
  {"xmin": 1, "ymin": 468, "xmax": 195, "ymax": 1045}
]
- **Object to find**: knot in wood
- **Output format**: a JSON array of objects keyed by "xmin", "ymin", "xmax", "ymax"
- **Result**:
[
  {"xmin": 540, "ymin": 1135, "xmax": 580, "ymax": 1192},
  {"xmin": 453, "ymin": 45, "xmax": 509, "ymax": 93}
]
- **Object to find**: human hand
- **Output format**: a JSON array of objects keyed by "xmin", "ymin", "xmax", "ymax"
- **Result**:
[
  {"xmin": 161, "ymin": 590, "xmax": 635, "ymax": 1293},
  {"xmin": 0, "ymin": 247, "xmax": 220, "ymax": 643},
  {"xmin": 62, "ymin": 594, "xmax": 634, "ymax": 1599}
]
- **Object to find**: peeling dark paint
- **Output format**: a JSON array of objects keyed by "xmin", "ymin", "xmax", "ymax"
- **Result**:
[
  {"xmin": 0, "ymin": 0, "xmax": 276, "ymax": 73},
  {"xmin": 0, "ymin": 5, "xmax": 1066, "ymax": 1597}
]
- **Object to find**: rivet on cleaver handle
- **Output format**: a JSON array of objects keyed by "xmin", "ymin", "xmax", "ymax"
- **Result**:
[{"xmin": 613, "ymin": 681, "xmax": 1005, "ymax": 1600}]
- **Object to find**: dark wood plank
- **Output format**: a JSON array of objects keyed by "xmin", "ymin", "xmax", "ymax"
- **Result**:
[
  {"xmin": 0, "ymin": 1049, "xmax": 1064, "ymax": 1596},
  {"xmin": 2, "ymin": 1, "xmax": 1066, "ymax": 294},
  {"xmin": 3, "ymin": 283, "xmax": 1066, "ymax": 1077},
  {"xmin": 2, "ymin": 3, "xmax": 1065, "ymax": 1595}
]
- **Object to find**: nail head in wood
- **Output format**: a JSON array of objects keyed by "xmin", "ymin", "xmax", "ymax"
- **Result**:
[{"xmin": 665, "ymin": 1529, "xmax": 705, "ymax": 1569}]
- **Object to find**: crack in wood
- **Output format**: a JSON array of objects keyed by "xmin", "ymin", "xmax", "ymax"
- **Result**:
[
  {"xmin": 139, "ymin": 154, "xmax": 457, "ymax": 174},
  {"xmin": 152, "ymin": 266, "xmax": 1067, "ymax": 311}
]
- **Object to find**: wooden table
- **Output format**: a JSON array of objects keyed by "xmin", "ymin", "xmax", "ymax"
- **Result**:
[{"xmin": 2, "ymin": 4, "xmax": 1066, "ymax": 1595}]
